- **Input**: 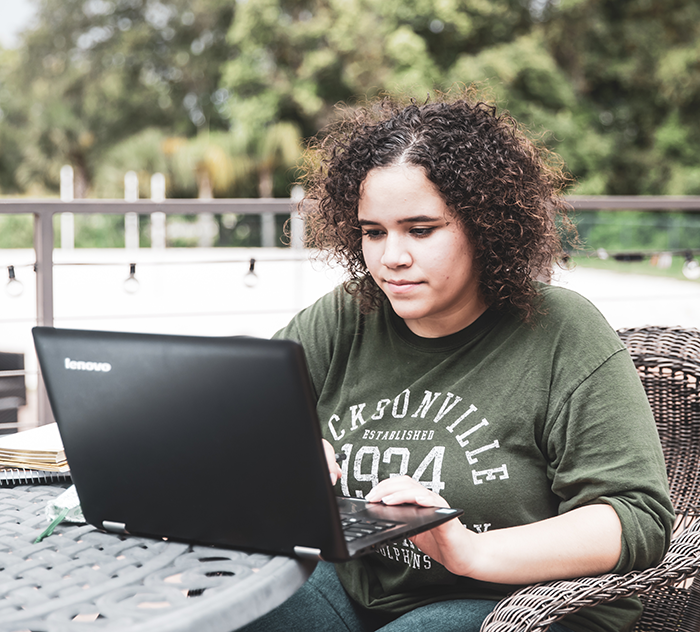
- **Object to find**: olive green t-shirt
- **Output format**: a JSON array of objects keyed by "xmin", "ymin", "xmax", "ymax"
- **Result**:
[{"xmin": 275, "ymin": 283, "xmax": 674, "ymax": 632}]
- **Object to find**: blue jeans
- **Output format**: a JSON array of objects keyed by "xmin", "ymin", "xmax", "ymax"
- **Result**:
[{"xmin": 238, "ymin": 561, "xmax": 574, "ymax": 632}]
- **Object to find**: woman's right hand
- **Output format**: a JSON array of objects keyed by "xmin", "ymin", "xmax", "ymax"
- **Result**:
[{"xmin": 322, "ymin": 439, "xmax": 342, "ymax": 485}]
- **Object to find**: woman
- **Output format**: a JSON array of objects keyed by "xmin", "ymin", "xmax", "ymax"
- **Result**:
[{"xmin": 242, "ymin": 90, "xmax": 673, "ymax": 632}]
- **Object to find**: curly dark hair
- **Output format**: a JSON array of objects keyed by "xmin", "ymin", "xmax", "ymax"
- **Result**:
[{"xmin": 299, "ymin": 88, "xmax": 575, "ymax": 322}]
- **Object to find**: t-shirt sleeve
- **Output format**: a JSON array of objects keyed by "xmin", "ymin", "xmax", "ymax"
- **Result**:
[
  {"xmin": 545, "ymin": 348, "xmax": 675, "ymax": 573},
  {"xmin": 271, "ymin": 287, "xmax": 344, "ymax": 399}
]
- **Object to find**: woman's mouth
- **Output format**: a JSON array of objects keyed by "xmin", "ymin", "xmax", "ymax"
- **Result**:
[{"xmin": 384, "ymin": 279, "xmax": 422, "ymax": 294}]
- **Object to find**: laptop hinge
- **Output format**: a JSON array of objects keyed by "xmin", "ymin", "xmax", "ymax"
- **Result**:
[
  {"xmin": 294, "ymin": 546, "xmax": 322, "ymax": 560},
  {"xmin": 102, "ymin": 520, "xmax": 128, "ymax": 534}
]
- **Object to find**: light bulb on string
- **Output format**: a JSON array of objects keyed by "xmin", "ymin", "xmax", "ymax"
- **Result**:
[
  {"xmin": 123, "ymin": 263, "xmax": 140, "ymax": 294},
  {"xmin": 6, "ymin": 266, "xmax": 24, "ymax": 298},
  {"xmin": 682, "ymin": 253, "xmax": 700, "ymax": 281},
  {"xmin": 243, "ymin": 258, "xmax": 259, "ymax": 288}
]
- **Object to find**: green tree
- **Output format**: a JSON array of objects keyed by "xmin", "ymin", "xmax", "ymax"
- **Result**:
[
  {"xmin": 221, "ymin": 0, "xmax": 700, "ymax": 199},
  {"xmin": 540, "ymin": 0, "xmax": 700, "ymax": 195},
  {"xmin": 92, "ymin": 128, "xmax": 171, "ymax": 198},
  {"xmin": 218, "ymin": 0, "xmax": 626, "ymax": 198},
  {"xmin": 0, "ymin": 49, "xmax": 28, "ymax": 195},
  {"xmin": 164, "ymin": 132, "xmax": 254, "ymax": 198},
  {"xmin": 221, "ymin": 0, "xmax": 535, "ymax": 139},
  {"xmin": 5, "ymin": 0, "xmax": 700, "ymax": 206},
  {"xmin": 252, "ymin": 121, "xmax": 303, "ymax": 198},
  {"xmin": 1, "ymin": 0, "xmax": 235, "ymax": 197}
]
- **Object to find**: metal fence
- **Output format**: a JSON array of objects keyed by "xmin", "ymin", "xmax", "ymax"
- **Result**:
[
  {"xmin": 0, "ymin": 198, "xmax": 300, "ymax": 425},
  {"xmin": 1, "ymin": 195, "xmax": 700, "ymax": 426}
]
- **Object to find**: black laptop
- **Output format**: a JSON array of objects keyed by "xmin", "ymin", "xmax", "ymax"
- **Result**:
[{"xmin": 32, "ymin": 327, "xmax": 463, "ymax": 562}]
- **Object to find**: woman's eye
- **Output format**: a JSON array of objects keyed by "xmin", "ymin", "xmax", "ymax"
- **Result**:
[
  {"xmin": 362, "ymin": 229, "xmax": 384, "ymax": 239},
  {"xmin": 410, "ymin": 227, "xmax": 435, "ymax": 237}
]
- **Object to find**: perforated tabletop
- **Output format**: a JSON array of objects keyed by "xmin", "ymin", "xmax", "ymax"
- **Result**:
[{"xmin": 0, "ymin": 485, "xmax": 314, "ymax": 632}]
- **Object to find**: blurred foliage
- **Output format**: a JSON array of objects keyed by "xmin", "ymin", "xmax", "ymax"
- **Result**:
[
  {"xmin": 0, "ymin": 0, "xmax": 235, "ymax": 197},
  {"xmin": 221, "ymin": 0, "xmax": 700, "ymax": 196},
  {"xmin": 574, "ymin": 211, "xmax": 700, "ymax": 254},
  {"xmin": 0, "ymin": 215, "xmax": 34, "ymax": 248},
  {"xmin": 542, "ymin": 0, "xmax": 700, "ymax": 195},
  {"xmin": 1, "ymin": 0, "xmax": 700, "ymax": 249},
  {"xmin": 221, "ymin": 0, "xmax": 535, "ymax": 139},
  {"xmin": 571, "ymin": 254, "xmax": 700, "ymax": 284},
  {"xmin": 67, "ymin": 214, "xmax": 130, "ymax": 248}
]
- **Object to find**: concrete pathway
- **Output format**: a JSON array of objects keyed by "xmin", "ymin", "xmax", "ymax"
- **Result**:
[
  {"xmin": 552, "ymin": 266, "xmax": 700, "ymax": 331},
  {"xmin": 1, "ymin": 247, "xmax": 699, "ymax": 410}
]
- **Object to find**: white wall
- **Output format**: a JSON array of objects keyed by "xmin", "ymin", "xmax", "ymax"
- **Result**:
[{"xmin": 0, "ymin": 248, "xmax": 345, "ymax": 393}]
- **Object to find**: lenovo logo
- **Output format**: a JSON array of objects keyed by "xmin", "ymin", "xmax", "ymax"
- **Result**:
[{"xmin": 64, "ymin": 357, "xmax": 112, "ymax": 373}]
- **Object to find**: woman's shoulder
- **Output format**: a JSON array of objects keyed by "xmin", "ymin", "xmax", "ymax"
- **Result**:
[
  {"xmin": 538, "ymin": 282, "xmax": 609, "ymax": 322},
  {"xmin": 533, "ymin": 282, "xmax": 625, "ymax": 351},
  {"xmin": 274, "ymin": 284, "xmax": 363, "ymax": 339},
  {"xmin": 301, "ymin": 283, "xmax": 361, "ymax": 322}
]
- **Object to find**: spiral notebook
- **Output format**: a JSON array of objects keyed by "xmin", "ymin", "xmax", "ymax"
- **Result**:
[
  {"xmin": 0, "ymin": 423, "xmax": 71, "ymax": 487},
  {"xmin": 0, "ymin": 467, "xmax": 71, "ymax": 487}
]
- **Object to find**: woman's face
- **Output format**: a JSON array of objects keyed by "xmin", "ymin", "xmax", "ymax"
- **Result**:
[{"xmin": 358, "ymin": 164, "xmax": 487, "ymax": 338}]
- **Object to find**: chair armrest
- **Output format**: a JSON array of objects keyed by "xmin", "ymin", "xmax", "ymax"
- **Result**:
[{"xmin": 480, "ymin": 516, "xmax": 700, "ymax": 632}]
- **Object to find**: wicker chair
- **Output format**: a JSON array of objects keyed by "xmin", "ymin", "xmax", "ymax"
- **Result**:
[{"xmin": 480, "ymin": 326, "xmax": 700, "ymax": 632}]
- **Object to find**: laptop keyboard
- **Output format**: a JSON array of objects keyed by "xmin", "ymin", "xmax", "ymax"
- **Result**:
[{"xmin": 340, "ymin": 515, "xmax": 400, "ymax": 542}]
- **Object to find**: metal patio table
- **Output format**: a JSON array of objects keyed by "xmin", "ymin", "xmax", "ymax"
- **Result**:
[{"xmin": 0, "ymin": 484, "xmax": 314, "ymax": 632}]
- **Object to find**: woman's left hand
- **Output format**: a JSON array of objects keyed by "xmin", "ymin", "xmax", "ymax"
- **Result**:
[
  {"xmin": 364, "ymin": 475, "xmax": 474, "ymax": 575},
  {"xmin": 364, "ymin": 475, "xmax": 623, "ymax": 584}
]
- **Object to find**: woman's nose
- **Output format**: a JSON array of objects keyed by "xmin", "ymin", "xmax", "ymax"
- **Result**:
[{"xmin": 380, "ymin": 234, "xmax": 412, "ymax": 268}]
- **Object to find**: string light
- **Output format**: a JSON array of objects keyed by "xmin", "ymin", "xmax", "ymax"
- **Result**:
[
  {"xmin": 123, "ymin": 263, "xmax": 140, "ymax": 294},
  {"xmin": 18, "ymin": 251, "xmax": 699, "ymax": 296},
  {"xmin": 5, "ymin": 266, "xmax": 24, "ymax": 298},
  {"xmin": 682, "ymin": 253, "xmax": 700, "ymax": 281},
  {"xmin": 584, "ymin": 249, "xmax": 700, "ymax": 282},
  {"xmin": 243, "ymin": 258, "xmax": 258, "ymax": 288},
  {"xmin": 42, "ymin": 256, "xmax": 311, "ymax": 295}
]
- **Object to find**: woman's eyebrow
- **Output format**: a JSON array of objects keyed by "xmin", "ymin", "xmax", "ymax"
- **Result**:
[
  {"xmin": 358, "ymin": 215, "xmax": 443, "ymax": 226},
  {"xmin": 398, "ymin": 215, "xmax": 443, "ymax": 224}
]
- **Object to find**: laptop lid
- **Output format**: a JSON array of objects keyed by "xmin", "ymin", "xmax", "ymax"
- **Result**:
[{"xmin": 32, "ymin": 327, "xmax": 462, "ymax": 561}]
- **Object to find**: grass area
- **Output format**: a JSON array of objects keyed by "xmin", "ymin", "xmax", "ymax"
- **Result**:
[{"xmin": 569, "ymin": 253, "xmax": 700, "ymax": 283}]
